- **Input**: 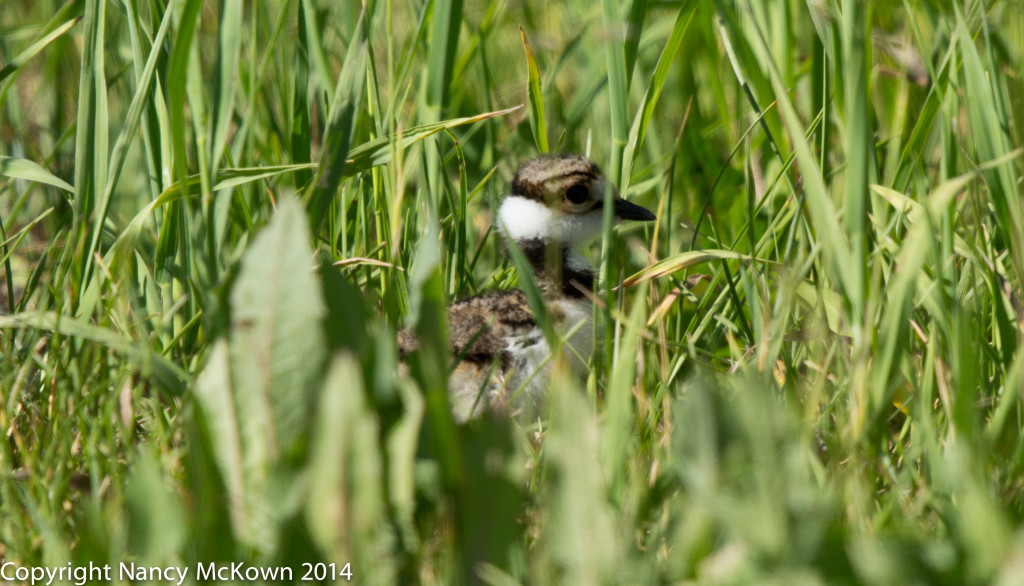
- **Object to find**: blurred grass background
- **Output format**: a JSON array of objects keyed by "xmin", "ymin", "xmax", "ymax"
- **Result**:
[{"xmin": 1, "ymin": 0, "xmax": 1023, "ymax": 583}]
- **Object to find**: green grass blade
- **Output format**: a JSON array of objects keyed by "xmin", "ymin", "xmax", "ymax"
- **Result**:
[
  {"xmin": 289, "ymin": 1, "xmax": 313, "ymax": 188},
  {"xmin": 105, "ymin": 164, "xmax": 317, "ymax": 271},
  {"xmin": 730, "ymin": 2, "xmax": 855, "ymax": 300},
  {"xmin": 166, "ymin": 0, "xmax": 203, "ymax": 201},
  {"xmin": 209, "ymin": 0, "xmax": 242, "ymax": 175},
  {"xmin": 344, "ymin": 105, "xmax": 521, "ymax": 174},
  {"xmin": 0, "ymin": 15, "xmax": 80, "ymax": 85},
  {"xmin": 155, "ymin": 0, "xmax": 202, "ymax": 294},
  {"xmin": 404, "ymin": 212, "xmax": 463, "ymax": 488},
  {"xmin": 520, "ymin": 27, "xmax": 548, "ymax": 153},
  {"xmin": 624, "ymin": 248, "xmax": 757, "ymax": 285},
  {"xmin": 305, "ymin": 14, "xmax": 368, "ymax": 230},
  {"xmin": 300, "ymin": 0, "xmax": 334, "ymax": 96},
  {"xmin": 602, "ymin": 0, "xmax": 629, "ymax": 186},
  {"xmin": 501, "ymin": 232, "xmax": 556, "ymax": 346},
  {"xmin": 955, "ymin": 7, "xmax": 1024, "ymax": 288},
  {"xmin": 622, "ymin": 0, "xmax": 647, "ymax": 83},
  {"xmin": 839, "ymin": 1, "xmax": 871, "ymax": 321},
  {"xmin": 425, "ymin": 0, "xmax": 464, "ymax": 113},
  {"xmin": 81, "ymin": 7, "xmax": 174, "ymax": 290},
  {"xmin": 622, "ymin": 0, "xmax": 696, "ymax": 181},
  {"xmin": 0, "ymin": 311, "xmax": 188, "ymax": 394},
  {"xmin": 604, "ymin": 281, "xmax": 647, "ymax": 501},
  {"xmin": 891, "ymin": 41, "xmax": 955, "ymax": 191},
  {"xmin": 866, "ymin": 172, "xmax": 976, "ymax": 438},
  {"xmin": 0, "ymin": 157, "xmax": 74, "ymax": 193},
  {"xmin": 71, "ymin": 0, "xmax": 109, "ymax": 277}
]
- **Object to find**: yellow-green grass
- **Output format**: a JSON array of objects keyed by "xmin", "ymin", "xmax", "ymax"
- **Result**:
[{"xmin": 0, "ymin": 0, "xmax": 1023, "ymax": 583}]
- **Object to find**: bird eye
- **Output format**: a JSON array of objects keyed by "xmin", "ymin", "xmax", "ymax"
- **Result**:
[{"xmin": 565, "ymin": 183, "xmax": 589, "ymax": 204}]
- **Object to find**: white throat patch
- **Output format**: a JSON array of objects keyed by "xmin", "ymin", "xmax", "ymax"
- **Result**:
[
  {"xmin": 498, "ymin": 195, "xmax": 605, "ymax": 248},
  {"xmin": 498, "ymin": 196, "xmax": 554, "ymax": 242}
]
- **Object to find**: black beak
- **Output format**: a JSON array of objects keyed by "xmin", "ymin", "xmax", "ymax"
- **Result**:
[{"xmin": 613, "ymin": 197, "xmax": 656, "ymax": 221}]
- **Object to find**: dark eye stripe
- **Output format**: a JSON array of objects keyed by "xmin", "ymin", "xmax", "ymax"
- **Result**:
[
  {"xmin": 561, "ymin": 170, "xmax": 597, "ymax": 181},
  {"xmin": 509, "ymin": 178, "xmax": 547, "ymax": 202},
  {"xmin": 509, "ymin": 155, "xmax": 604, "ymax": 203}
]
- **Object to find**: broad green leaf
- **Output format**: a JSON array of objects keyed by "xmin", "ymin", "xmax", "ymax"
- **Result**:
[
  {"xmin": 405, "ymin": 212, "xmax": 462, "ymax": 487},
  {"xmin": 192, "ymin": 339, "xmax": 246, "ymax": 538},
  {"xmin": 547, "ymin": 388, "xmax": 620, "ymax": 583},
  {"xmin": 193, "ymin": 196, "xmax": 326, "ymax": 552},
  {"xmin": 229, "ymin": 195, "xmax": 326, "ymax": 460},
  {"xmin": 306, "ymin": 352, "xmax": 389, "ymax": 572},
  {"xmin": 125, "ymin": 448, "xmax": 186, "ymax": 561},
  {"xmin": 385, "ymin": 379, "xmax": 423, "ymax": 551}
]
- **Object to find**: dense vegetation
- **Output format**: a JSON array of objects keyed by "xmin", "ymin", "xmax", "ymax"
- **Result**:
[{"xmin": 1, "ymin": 0, "xmax": 1023, "ymax": 583}]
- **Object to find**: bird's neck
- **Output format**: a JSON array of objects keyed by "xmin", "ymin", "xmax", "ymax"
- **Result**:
[{"xmin": 515, "ymin": 238, "xmax": 594, "ymax": 299}]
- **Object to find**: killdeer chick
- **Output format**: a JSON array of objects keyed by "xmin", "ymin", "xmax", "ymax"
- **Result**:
[{"xmin": 400, "ymin": 154, "xmax": 655, "ymax": 421}]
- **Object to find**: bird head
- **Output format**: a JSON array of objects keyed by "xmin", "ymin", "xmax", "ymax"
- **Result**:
[{"xmin": 498, "ymin": 154, "xmax": 655, "ymax": 249}]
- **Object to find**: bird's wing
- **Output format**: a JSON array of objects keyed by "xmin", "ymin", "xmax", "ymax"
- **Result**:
[
  {"xmin": 446, "ymin": 290, "xmax": 536, "ymax": 365},
  {"xmin": 397, "ymin": 289, "xmax": 537, "ymax": 365}
]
